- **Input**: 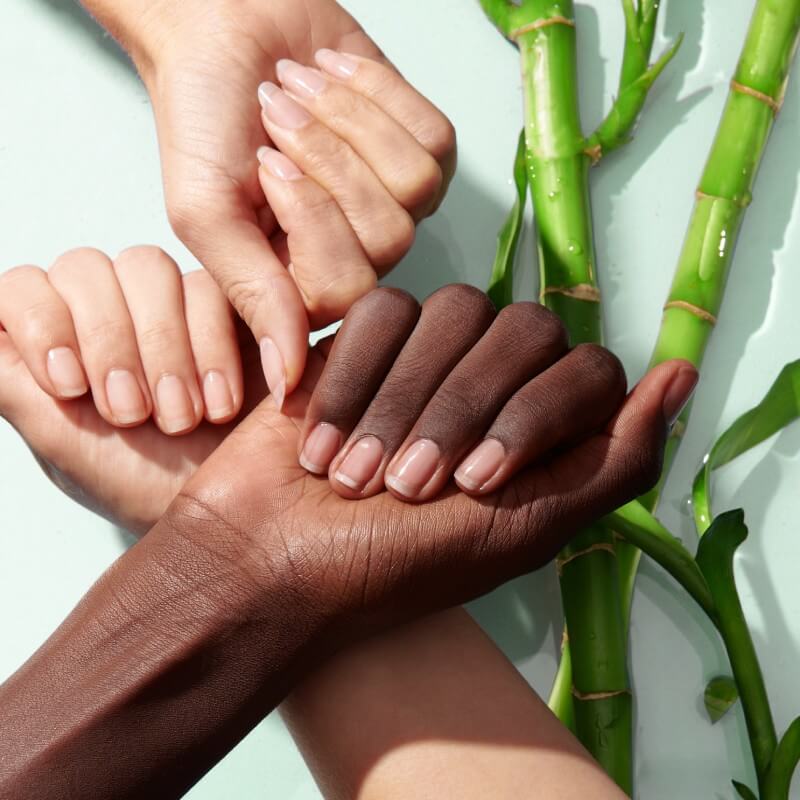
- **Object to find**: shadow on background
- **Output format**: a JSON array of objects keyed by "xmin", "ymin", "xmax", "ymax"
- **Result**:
[{"xmin": 36, "ymin": 0, "xmax": 132, "ymax": 71}]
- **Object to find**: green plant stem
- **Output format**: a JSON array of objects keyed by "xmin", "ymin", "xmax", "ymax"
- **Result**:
[
  {"xmin": 619, "ymin": 0, "xmax": 800, "ymax": 661},
  {"xmin": 514, "ymin": 3, "xmax": 632, "ymax": 787}
]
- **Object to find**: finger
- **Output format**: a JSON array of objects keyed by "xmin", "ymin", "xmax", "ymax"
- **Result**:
[
  {"xmin": 490, "ymin": 360, "xmax": 699, "ymax": 570},
  {"xmin": 298, "ymin": 287, "xmax": 423, "ymax": 474},
  {"xmin": 384, "ymin": 302, "xmax": 568, "ymax": 502},
  {"xmin": 454, "ymin": 344, "xmax": 627, "ymax": 495},
  {"xmin": 275, "ymin": 59, "xmax": 443, "ymax": 219},
  {"xmin": 0, "ymin": 265, "xmax": 88, "ymax": 400},
  {"xmin": 48, "ymin": 248, "xmax": 151, "ymax": 427},
  {"xmin": 321, "ymin": 285, "xmax": 496, "ymax": 498},
  {"xmin": 257, "ymin": 147, "xmax": 376, "ymax": 326},
  {"xmin": 167, "ymin": 199, "xmax": 308, "ymax": 411},
  {"xmin": 182, "ymin": 270, "xmax": 243, "ymax": 424},
  {"xmin": 314, "ymin": 50, "xmax": 457, "ymax": 199},
  {"xmin": 113, "ymin": 247, "xmax": 203, "ymax": 435},
  {"xmin": 258, "ymin": 83, "xmax": 416, "ymax": 272}
]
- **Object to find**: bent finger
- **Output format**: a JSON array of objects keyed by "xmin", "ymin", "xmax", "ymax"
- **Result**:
[{"xmin": 0, "ymin": 265, "xmax": 88, "ymax": 400}]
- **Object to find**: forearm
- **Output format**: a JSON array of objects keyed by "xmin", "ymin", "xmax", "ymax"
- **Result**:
[
  {"xmin": 0, "ymin": 508, "xmax": 326, "ymax": 800},
  {"xmin": 282, "ymin": 607, "xmax": 625, "ymax": 800}
]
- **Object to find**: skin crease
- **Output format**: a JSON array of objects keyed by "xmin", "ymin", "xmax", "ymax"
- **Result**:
[
  {"xmin": 80, "ymin": 0, "xmax": 457, "ymax": 399},
  {"xmin": 0, "ymin": 281, "xmax": 694, "ymax": 799}
]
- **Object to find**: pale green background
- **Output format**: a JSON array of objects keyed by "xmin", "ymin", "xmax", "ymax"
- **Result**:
[{"xmin": 1, "ymin": 1, "xmax": 800, "ymax": 797}]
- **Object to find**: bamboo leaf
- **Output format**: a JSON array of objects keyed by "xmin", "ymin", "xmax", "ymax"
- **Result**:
[
  {"xmin": 764, "ymin": 716, "xmax": 800, "ymax": 799},
  {"xmin": 693, "ymin": 359, "xmax": 800, "ymax": 535},
  {"xmin": 704, "ymin": 676, "xmax": 739, "ymax": 724},
  {"xmin": 695, "ymin": 511, "xmax": 777, "ymax": 780},
  {"xmin": 732, "ymin": 780, "xmax": 758, "ymax": 800},
  {"xmin": 487, "ymin": 130, "xmax": 527, "ymax": 310}
]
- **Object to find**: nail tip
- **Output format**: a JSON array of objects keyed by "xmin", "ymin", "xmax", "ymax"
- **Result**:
[
  {"xmin": 333, "ymin": 471, "xmax": 362, "ymax": 490},
  {"xmin": 298, "ymin": 453, "xmax": 327, "ymax": 475},
  {"xmin": 385, "ymin": 474, "xmax": 416, "ymax": 498}
]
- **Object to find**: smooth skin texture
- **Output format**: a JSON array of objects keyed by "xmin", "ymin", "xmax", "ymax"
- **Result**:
[
  {"xmin": 0, "ymin": 277, "xmax": 624, "ymax": 800},
  {"xmin": 0, "ymin": 283, "xmax": 694, "ymax": 798},
  {"xmin": 79, "ymin": 0, "xmax": 456, "ymax": 405}
]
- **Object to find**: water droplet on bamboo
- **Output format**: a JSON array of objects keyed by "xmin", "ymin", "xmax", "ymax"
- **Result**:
[
  {"xmin": 566, "ymin": 239, "xmax": 584, "ymax": 255},
  {"xmin": 548, "ymin": 190, "xmax": 560, "ymax": 201}
]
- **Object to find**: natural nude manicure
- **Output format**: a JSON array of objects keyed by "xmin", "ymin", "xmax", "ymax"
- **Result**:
[
  {"xmin": 385, "ymin": 439, "xmax": 441, "ymax": 498},
  {"xmin": 258, "ymin": 81, "xmax": 311, "ymax": 129},
  {"xmin": 334, "ymin": 436, "xmax": 385, "ymax": 491},
  {"xmin": 46, "ymin": 346, "xmax": 87, "ymax": 398},
  {"xmin": 662, "ymin": 365, "xmax": 699, "ymax": 427},
  {"xmin": 455, "ymin": 439, "xmax": 506, "ymax": 492},
  {"xmin": 203, "ymin": 370, "xmax": 234, "ymax": 422},
  {"xmin": 299, "ymin": 423, "xmax": 342, "ymax": 474},
  {"xmin": 106, "ymin": 369, "xmax": 147, "ymax": 425},
  {"xmin": 260, "ymin": 337, "xmax": 286, "ymax": 411},
  {"xmin": 276, "ymin": 59, "xmax": 327, "ymax": 96},
  {"xmin": 257, "ymin": 146, "xmax": 303, "ymax": 181},
  {"xmin": 315, "ymin": 49, "xmax": 359, "ymax": 79},
  {"xmin": 156, "ymin": 374, "xmax": 195, "ymax": 434}
]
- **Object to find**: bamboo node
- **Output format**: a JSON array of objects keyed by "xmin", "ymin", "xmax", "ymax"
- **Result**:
[
  {"xmin": 510, "ymin": 16, "xmax": 576, "ymax": 39},
  {"xmin": 556, "ymin": 542, "xmax": 616, "ymax": 574},
  {"xmin": 541, "ymin": 284, "xmax": 601, "ymax": 303},
  {"xmin": 663, "ymin": 300, "xmax": 717, "ymax": 326},
  {"xmin": 730, "ymin": 80, "xmax": 782, "ymax": 114},
  {"xmin": 572, "ymin": 687, "xmax": 631, "ymax": 701},
  {"xmin": 584, "ymin": 144, "xmax": 603, "ymax": 165},
  {"xmin": 695, "ymin": 189, "xmax": 751, "ymax": 209}
]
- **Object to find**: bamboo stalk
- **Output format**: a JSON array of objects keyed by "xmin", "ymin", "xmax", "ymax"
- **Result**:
[
  {"xmin": 479, "ymin": 0, "xmax": 679, "ymax": 786},
  {"xmin": 621, "ymin": 0, "xmax": 800, "ymax": 619}
]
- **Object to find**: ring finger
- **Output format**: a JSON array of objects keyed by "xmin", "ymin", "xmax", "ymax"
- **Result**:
[
  {"xmin": 113, "ymin": 247, "xmax": 203, "ymax": 435},
  {"xmin": 47, "ymin": 248, "xmax": 151, "ymax": 426}
]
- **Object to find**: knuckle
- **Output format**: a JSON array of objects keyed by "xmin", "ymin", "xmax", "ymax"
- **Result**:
[
  {"xmin": 497, "ymin": 302, "xmax": 568, "ymax": 352},
  {"xmin": 136, "ymin": 319, "xmax": 184, "ymax": 353},
  {"xmin": 19, "ymin": 304, "xmax": 60, "ymax": 349},
  {"xmin": 427, "ymin": 283, "xmax": 495, "ymax": 319},
  {"xmin": 364, "ymin": 211, "xmax": 416, "ymax": 268},
  {"xmin": 433, "ymin": 373, "xmax": 486, "ymax": 421},
  {"xmin": 572, "ymin": 343, "xmax": 627, "ymax": 394},
  {"xmin": 114, "ymin": 245, "xmax": 177, "ymax": 278},
  {"xmin": 0, "ymin": 264, "xmax": 45, "ymax": 290},
  {"xmin": 81, "ymin": 318, "xmax": 132, "ymax": 350},
  {"xmin": 49, "ymin": 247, "xmax": 111, "ymax": 282},
  {"xmin": 167, "ymin": 193, "xmax": 218, "ymax": 244},
  {"xmin": 348, "ymin": 285, "xmax": 419, "ymax": 323},
  {"xmin": 392, "ymin": 156, "xmax": 443, "ymax": 211},
  {"xmin": 424, "ymin": 115, "xmax": 457, "ymax": 162}
]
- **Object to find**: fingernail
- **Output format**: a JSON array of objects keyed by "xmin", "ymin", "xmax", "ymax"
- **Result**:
[
  {"xmin": 156, "ymin": 374, "xmax": 196, "ymax": 434},
  {"xmin": 315, "ymin": 49, "xmax": 358, "ymax": 79},
  {"xmin": 299, "ymin": 422, "xmax": 342, "ymax": 474},
  {"xmin": 46, "ymin": 346, "xmax": 87, "ymax": 398},
  {"xmin": 257, "ymin": 145, "xmax": 303, "ymax": 181},
  {"xmin": 662, "ymin": 365, "xmax": 699, "ymax": 427},
  {"xmin": 454, "ymin": 439, "xmax": 506, "ymax": 492},
  {"xmin": 203, "ymin": 370, "xmax": 234, "ymax": 421},
  {"xmin": 334, "ymin": 435, "xmax": 385, "ymax": 491},
  {"xmin": 385, "ymin": 439, "xmax": 441, "ymax": 498},
  {"xmin": 106, "ymin": 369, "xmax": 147, "ymax": 425},
  {"xmin": 260, "ymin": 337, "xmax": 286, "ymax": 411},
  {"xmin": 258, "ymin": 81, "xmax": 311, "ymax": 129},
  {"xmin": 276, "ymin": 59, "xmax": 327, "ymax": 96}
]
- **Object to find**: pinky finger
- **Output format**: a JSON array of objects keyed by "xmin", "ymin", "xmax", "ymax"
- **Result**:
[{"xmin": 182, "ymin": 270, "xmax": 243, "ymax": 423}]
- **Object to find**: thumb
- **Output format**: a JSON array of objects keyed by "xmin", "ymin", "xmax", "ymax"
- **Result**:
[{"xmin": 174, "ymin": 213, "xmax": 310, "ymax": 411}]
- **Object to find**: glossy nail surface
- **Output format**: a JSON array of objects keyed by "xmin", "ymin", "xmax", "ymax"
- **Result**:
[
  {"xmin": 106, "ymin": 369, "xmax": 147, "ymax": 425},
  {"xmin": 46, "ymin": 347, "xmax": 87, "ymax": 398},
  {"xmin": 203, "ymin": 370, "xmax": 234, "ymax": 422},
  {"xmin": 334, "ymin": 436, "xmax": 384, "ymax": 490},
  {"xmin": 276, "ymin": 59, "xmax": 327, "ymax": 96},
  {"xmin": 300, "ymin": 423, "xmax": 341, "ymax": 474},
  {"xmin": 257, "ymin": 146, "xmax": 303, "ymax": 181},
  {"xmin": 258, "ymin": 82, "xmax": 311, "ymax": 129},
  {"xmin": 662, "ymin": 365, "xmax": 699, "ymax": 426},
  {"xmin": 454, "ymin": 439, "xmax": 506, "ymax": 492},
  {"xmin": 156, "ymin": 374, "xmax": 195, "ymax": 434},
  {"xmin": 315, "ymin": 49, "xmax": 358, "ymax": 79},
  {"xmin": 260, "ymin": 337, "xmax": 286, "ymax": 411},
  {"xmin": 385, "ymin": 439, "xmax": 440, "ymax": 498}
]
